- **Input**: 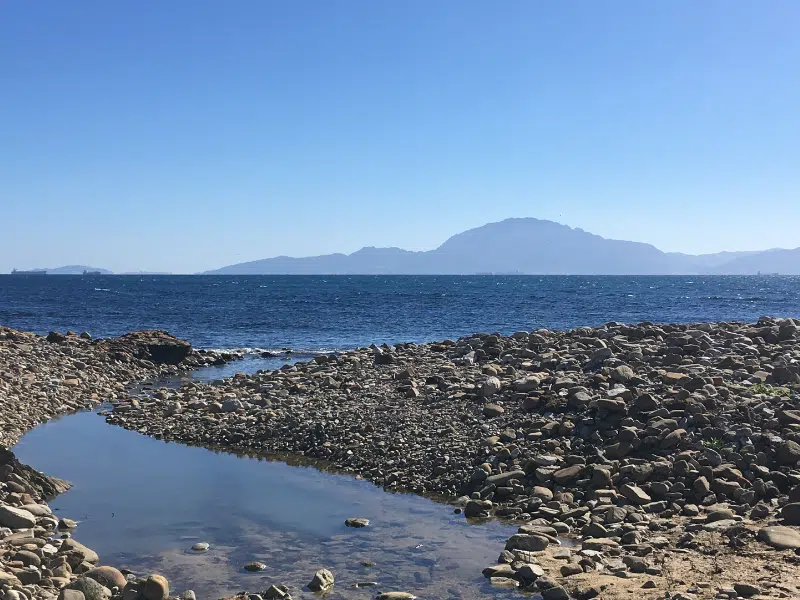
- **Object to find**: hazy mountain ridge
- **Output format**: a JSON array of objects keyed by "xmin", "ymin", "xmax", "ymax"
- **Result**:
[
  {"xmin": 10, "ymin": 265, "xmax": 114, "ymax": 275},
  {"xmin": 204, "ymin": 218, "xmax": 800, "ymax": 275}
]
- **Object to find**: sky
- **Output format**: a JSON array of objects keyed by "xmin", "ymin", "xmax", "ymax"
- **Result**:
[{"xmin": 1, "ymin": 1, "xmax": 799, "ymax": 273}]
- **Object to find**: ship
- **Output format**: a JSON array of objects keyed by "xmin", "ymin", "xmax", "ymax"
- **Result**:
[
  {"xmin": 10, "ymin": 268, "xmax": 48, "ymax": 275},
  {"xmin": 83, "ymin": 270, "xmax": 103, "ymax": 275}
]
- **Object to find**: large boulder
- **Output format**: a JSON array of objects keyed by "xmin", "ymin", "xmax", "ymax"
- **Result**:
[
  {"xmin": 85, "ymin": 566, "xmax": 127, "ymax": 590},
  {"xmin": 143, "ymin": 575, "xmax": 169, "ymax": 600},
  {"xmin": 61, "ymin": 538, "xmax": 100, "ymax": 563},
  {"xmin": 0, "ymin": 505, "xmax": 36, "ymax": 529},
  {"xmin": 780, "ymin": 503, "xmax": 800, "ymax": 526},
  {"xmin": 99, "ymin": 331, "xmax": 192, "ymax": 365},
  {"xmin": 70, "ymin": 577, "xmax": 111, "ymax": 600}
]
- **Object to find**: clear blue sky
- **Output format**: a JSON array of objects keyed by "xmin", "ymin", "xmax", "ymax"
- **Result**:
[{"xmin": 2, "ymin": 1, "xmax": 798, "ymax": 273}]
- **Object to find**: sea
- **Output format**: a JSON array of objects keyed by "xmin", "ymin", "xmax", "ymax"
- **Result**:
[
  {"xmin": 4, "ymin": 274, "xmax": 800, "ymax": 599},
  {"xmin": 2, "ymin": 274, "xmax": 799, "ymax": 351}
]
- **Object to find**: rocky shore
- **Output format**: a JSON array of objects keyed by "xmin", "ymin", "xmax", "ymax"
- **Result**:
[
  {"xmin": 103, "ymin": 318, "xmax": 800, "ymax": 599},
  {"xmin": 0, "ymin": 327, "xmax": 235, "ymax": 600}
]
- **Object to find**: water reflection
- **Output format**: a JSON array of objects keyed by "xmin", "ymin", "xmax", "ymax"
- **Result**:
[{"xmin": 14, "ymin": 411, "xmax": 518, "ymax": 600}]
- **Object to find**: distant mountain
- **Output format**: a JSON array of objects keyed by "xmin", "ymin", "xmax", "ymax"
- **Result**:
[
  {"xmin": 10, "ymin": 265, "xmax": 114, "ymax": 275},
  {"xmin": 705, "ymin": 248, "xmax": 800, "ymax": 275},
  {"xmin": 203, "ymin": 217, "xmax": 800, "ymax": 275}
]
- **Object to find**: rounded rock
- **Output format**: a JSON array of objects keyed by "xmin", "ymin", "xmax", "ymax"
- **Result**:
[
  {"xmin": 85, "ymin": 566, "xmax": 127, "ymax": 591},
  {"xmin": 143, "ymin": 574, "xmax": 169, "ymax": 600}
]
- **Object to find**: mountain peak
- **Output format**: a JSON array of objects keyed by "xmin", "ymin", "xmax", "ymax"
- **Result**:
[{"xmin": 202, "ymin": 218, "xmax": 800, "ymax": 275}]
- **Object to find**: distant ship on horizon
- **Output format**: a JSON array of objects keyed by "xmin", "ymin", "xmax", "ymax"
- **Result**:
[
  {"xmin": 10, "ymin": 268, "xmax": 48, "ymax": 275},
  {"xmin": 83, "ymin": 270, "xmax": 102, "ymax": 275}
]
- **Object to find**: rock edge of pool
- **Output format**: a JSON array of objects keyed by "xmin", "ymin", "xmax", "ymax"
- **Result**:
[{"xmin": 2, "ymin": 321, "xmax": 800, "ymax": 600}]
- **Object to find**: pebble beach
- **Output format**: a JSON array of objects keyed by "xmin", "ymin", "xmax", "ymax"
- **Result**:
[{"xmin": 1, "ymin": 319, "xmax": 800, "ymax": 600}]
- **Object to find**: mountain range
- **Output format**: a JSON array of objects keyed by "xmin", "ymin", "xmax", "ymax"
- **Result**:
[{"xmin": 204, "ymin": 218, "xmax": 800, "ymax": 275}]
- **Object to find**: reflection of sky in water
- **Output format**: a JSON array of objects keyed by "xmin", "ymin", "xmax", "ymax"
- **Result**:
[
  {"xmin": 15, "ymin": 411, "xmax": 518, "ymax": 600},
  {"xmin": 155, "ymin": 354, "xmax": 300, "ymax": 387}
]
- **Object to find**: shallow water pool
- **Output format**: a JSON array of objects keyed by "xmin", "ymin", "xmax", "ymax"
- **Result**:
[{"xmin": 14, "ymin": 410, "xmax": 520, "ymax": 600}]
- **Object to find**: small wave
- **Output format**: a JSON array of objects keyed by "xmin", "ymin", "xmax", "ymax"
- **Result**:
[
  {"xmin": 94, "ymin": 288, "xmax": 111, "ymax": 292},
  {"xmin": 201, "ymin": 346, "xmax": 342, "ymax": 356}
]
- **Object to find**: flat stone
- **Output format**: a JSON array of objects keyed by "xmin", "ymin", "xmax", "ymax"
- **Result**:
[
  {"xmin": 552, "ymin": 465, "xmax": 583, "ymax": 483},
  {"xmin": 621, "ymin": 484, "xmax": 651, "ymax": 505},
  {"xmin": 489, "ymin": 577, "xmax": 519, "ymax": 588},
  {"xmin": 505, "ymin": 533, "xmax": 549, "ymax": 552},
  {"xmin": 483, "ymin": 403, "xmax": 504, "ymax": 417},
  {"xmin": 757, "ymin": 526, "xmax": 800, "ymax": 549},
  {"xmin": 482, "ymin": 564, "xmax": 515, "ymax": 578}
]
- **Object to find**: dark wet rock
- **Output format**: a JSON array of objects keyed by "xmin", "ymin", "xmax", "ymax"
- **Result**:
[
  {"xmin": 464, "ymin": 499, "xmax": 492, "ymax": 518},
  {"xmin": 99, "ymin": 331, "xmax": 191, "ymax": 365},
  {"xmin": 243, "ymin": 562, "xmax": 266, "ymax": 572},
  {"xmin": 733, "ymin": 583, "xmax": 760, "ymax": 597},
  {"xmin": 345, "ymin": 517, "xmax": 370, "ymax": 528},
  {"xmin": 542, "ymin": 585, "xmax": 570, "ymax": 600}
]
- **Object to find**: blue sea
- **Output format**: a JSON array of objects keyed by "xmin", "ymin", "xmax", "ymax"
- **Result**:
[{"xmin": 1, "ymin": 275, "xmax": 799, "ymax": 350}]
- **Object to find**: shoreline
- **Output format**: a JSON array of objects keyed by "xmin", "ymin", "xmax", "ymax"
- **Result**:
[
  {"xmin": 2, "ymin": 321, "xmax": 800, "ymax": 600},
  {"xmin": 0, "ymin": 327, "xmax": 237, "ymax": 600}
]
